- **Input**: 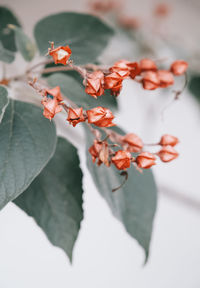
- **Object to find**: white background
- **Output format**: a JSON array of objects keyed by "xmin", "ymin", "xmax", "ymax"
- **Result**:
[{"xmin": 0, "ymin": 0, "xmax": 200, "ymax": 287}]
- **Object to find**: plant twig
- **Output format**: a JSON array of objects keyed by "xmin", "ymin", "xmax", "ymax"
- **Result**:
[{"xmin": 161, "ymin": 73, "xmax": 188, "ymax": 121}]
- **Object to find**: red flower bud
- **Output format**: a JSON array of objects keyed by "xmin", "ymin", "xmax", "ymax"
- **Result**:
[
  {"xmin": 170, "ymin": 60, "xmax": 188, "ymax": 76},
  {"xmin": 87, "ymin": 106, "xmax": 115, "ymax": 127},
  {"xmin": 110, "ymin": 60, "xmax": 130, "ymax": 74},
  {"xmin": 136, "ymin": 152, "xmax": 156, "ymax": 169},
  {"xmin": 122, "ymin": 133, "xmax": 143, "ymax": 152},
  {"xmin": 112, "ymin": 150, "xmax": 131, "ymax": 170},
  {"xmin": 142, "ymin": 71, "xmax": 160, "ymax": 90},
  {"xmin": 154, "ymin": 3, "xmax": 170, "ymax": 17},
  {"xmin": 118, "ymin": 16, "xmax": 141, "ymax": 30},
  {"xmin": 41, "ymin": 97, "xmax": 62, "ymax": 120},
  {"xmin": 98, "ymin": 142, "xmax": 110, "ymax": 167},
  {"xmin": 128, "ymin": 62, "xmax": 141, "ymax": 79},
  {"xmin": 67, "ymin": 107, "xmax": 85, "ymax": 127},
  {"xmin": 157, "ymin": 70, "xmax": 174, "ymax": 88},
  {"xmin": 110, "ymin": 60, "xmax": 140, "ymax": 79},
  {"xmin": 159, "ymin": 134, "xmax": 179, "ymax": 147},
  {"xmin": 44, "ymin": 86, "xmax": 63, "ymax": 102},
  {"xmin": 104, "ymin": 72, "xmax": 122, "ymax": 86},
  {"xmin": 140, "ymin": 58, "xmax": 157, "ymax": 72},
  {"xmin": 89, "ymin": 140, "xmax": 102, "ymax": 163},
  {"xmin": 90, "ymin": 0, "xmax": 116, "ymax": 12},
  {"xmin": 89, "ymin": 140, "xmax": 110, "ymax": 166},
  {"xmin": 104, "ymin": 71, "xmax": 127, "ymax": 96},
  {"xmin": 49, "ymin": 45, "xmax": 72, "ymax": 65},
  {"xmin": 157, "ymin": 145, "xmax": 179, "ymax": 162},
  {"xmin": 85, "ymin": 71, "xmax": 104, "ymax": 98}
]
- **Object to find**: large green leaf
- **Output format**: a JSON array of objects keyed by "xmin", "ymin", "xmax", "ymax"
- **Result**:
[
  {"xmin": 0, "ymin": 100, "xmax": 57, "ymax": 210},
  {"xmin": 47, "ymin": 73, "xmax": 118, "ymax": 110},
  {"xmin": 0, "ymin": 6, "xmax": 21, "ymax": 52},
  {"xmin": 14, "ymin": 137, "xmax": 83, "ymax": 261},
  {"xmin": 34, "ymin": 12, "xmax": 114, "ymax": 64},
  {"xmin": 189, "ymin": 75, "xmax": 200, "ymax": 103},
  {"xmin": 84, "ymin": 126, "xmax": 157, "ymax": 260},
  {"xmin": 9, "ymin": 25, "xmax": 36, "ymax": 61},
  {"xmin": 0, "ymin": 42, "xmax": 15, "ymax": 63},
  {"xmin": 0, "ymin": 85, "xmax": 9, "ymax": 122}
]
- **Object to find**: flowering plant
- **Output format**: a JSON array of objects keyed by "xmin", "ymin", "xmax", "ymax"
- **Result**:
[{"xmin": 0, "ymin": 5, "xmax": 188, "ymax": 263}]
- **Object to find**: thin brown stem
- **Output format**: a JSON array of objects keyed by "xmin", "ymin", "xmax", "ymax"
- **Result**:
[
  {"xmin": 35, "ymin": 62, "xmax": 87, "ymax": 79},
  {"xmin": 144, "ymin": 142, "xmax": 159, "ymax": 146},
  {"xmin": 161, "ymin": 72, "xmax": 188, "ymax": 121},
  {"xmin": 84, "ymin": 63, "xmax": 109, "ymax": 73},
  {"xmin": 112, "ymin": 171, "xmax": 128, "ymax": 192},
  {"xmin": 26, "ymin": 59, "xmax": 53, "ymax": 74}
]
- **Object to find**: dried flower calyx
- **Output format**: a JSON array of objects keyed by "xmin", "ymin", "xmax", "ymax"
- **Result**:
[
  {"xmin": 87, "ymin": 106, "xmax": 116, "ymax": 127},
  {"xmin": 88, "ymin": 130, "xmax": 180, "ymax": 173},
  {"xmin": 48, "ymin": 42, "xmax": 72, "ymax": 65},
  {"xmin": 85, "ymin": 70, "xmax": 104, "ymax": 98},
  {"xmin": 136, "ymin": 152, "xmax": 156, "ymax": 169},
  {"xmin": 41, "ymin": 86, "xmax": 63, "ymax": 120},
  {"xmin": 157, "ymin": 134, "xmax": 179, "ymax": 162},
  {"xmin": 67, "ymin": 107, "xmax": 85, "ymax": 127}
]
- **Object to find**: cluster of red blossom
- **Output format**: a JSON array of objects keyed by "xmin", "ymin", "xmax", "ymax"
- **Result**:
[
  {"xmin": 89, "ymin": 1, "xmax": 170, "ymax": 30},
  {"xmin": 41, "ymin": 85, "xmax": 115, "ymax": 127},
  {"xmin": 38, "ymin": 43, "xmax": 187, "ymax": 172},
  {"xmin": 89, "ymin": 132, "xmax": 179, "ymax": 171},
  {"xmin": 47, "ymin": 44, "xmax": 188, "ymax": 97},
  {"xmin": 88, "ymin": 58, "xmax": 188, "ymax": 97},
  {"xmin": 85, "ymin": 58, "xmax": 188, "ymax": 97}
]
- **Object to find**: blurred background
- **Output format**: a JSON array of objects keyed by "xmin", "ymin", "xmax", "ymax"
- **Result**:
[{"xmin": 0, "ymin": 0, "xmax": 200, "ymax": 287}]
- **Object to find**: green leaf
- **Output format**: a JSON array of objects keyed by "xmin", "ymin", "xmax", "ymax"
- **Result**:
[
  {"xmin": 8, "ymin": 25, "xmax": 36, "ymax": 61},
  {"xmin": 34, "ymin": 12, "xmax": 114, "ymax": 64},
  {"xmin": 14, "ymin": 137, "xmax": 83, "ymax": 262},
  {"xmin": 188, "ymin": 75, "xmax": 200, "ymax": 103},
  {"xmin": 0, "ymin": 6, "xmax": 21, "ymax": 52},
  {"xmin": 47, "ymin": 73, "xmax": 118, "ymax": 110},
  {"xmin": 0, "ymin": 85, "xmax": 9, "ymax": 122},
  {"xmin": 0, "ymin": 42, "xmax": 15, "ymax": 63},
  {"xmin": 84, "ymin": 126, "xmax": 157, "ymax": 261},
  {"xmin": 0, "ymin": 100, "xmax": 57, "ymax": 210}
]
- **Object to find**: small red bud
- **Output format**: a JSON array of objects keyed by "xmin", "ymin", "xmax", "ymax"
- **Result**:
[
  {"xmin": 110, "ymin": 60, "xmax": 140, "ymax": 79},
  {"xmin": 118, "ymin": 16, "xmax": 141, "ymax": 30},
  {"xmin": 104, "ymin": 71, "xmax": 124, "ymax": 96},
  {"xmin": 136, "ymin": 152, "xmax": 156, "ymax": 169},
  {"xmin": 41, "ymin": 97, "xmax": 62, "ymax": 120},
  {"xmin": 170, "ymin": 60, "xmax": 188, "ymax": 76},
  {"xmin": 44, "ymin": 86, "xmax": 63, "ymax": 102},
  {"xmin": 89, "ymin": 140, "xmax": 110, "ymax": 166},
  {"xmin": 157, "ymin": 145, "xmax": 179, "ymax": 162},
  {"xmin": 85, "ymin": 71, "xmax": 104, "ymax": 98},
  {"xmin": 142, "ymin": 71, "xmax": 160, "ymax": 90},
  {"xmin": 89, "ymin": 140, "xmax": 102, "ymax": 164},
  {"xmin": 157, "ymin": 70, "xmax": 174, "ymax": 88},
  {"xmin": 49, "ymin": 45, "xmax": 72, "ymax": 65},
  {"xmin": 112, "ymin": 150, "xmax": 132, "ymax": 170},
  {"xmin": 67, "ymin": 107, "xmax": 85, "ymax": 127},
  {"xmin": 154, "ymin": 3, "xmax": 170, "ymax": 17},
  {"xmin": 90, "ymin": 0, "xmax": 116, "ymax": 13},
  {"xmin": 140, "ymin": 58, "xmax": 157, "ymax": 72},
  {"xmin": 159, "ymin": 134, "xmax": 179, "ymax": 147},
  {"xmin": 122, "ymin": 133, "xmax": 143, "ymax": 152},
  {"xmin": 87, "ymin": 106, "xmax": 115, "ymax": 127}
]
